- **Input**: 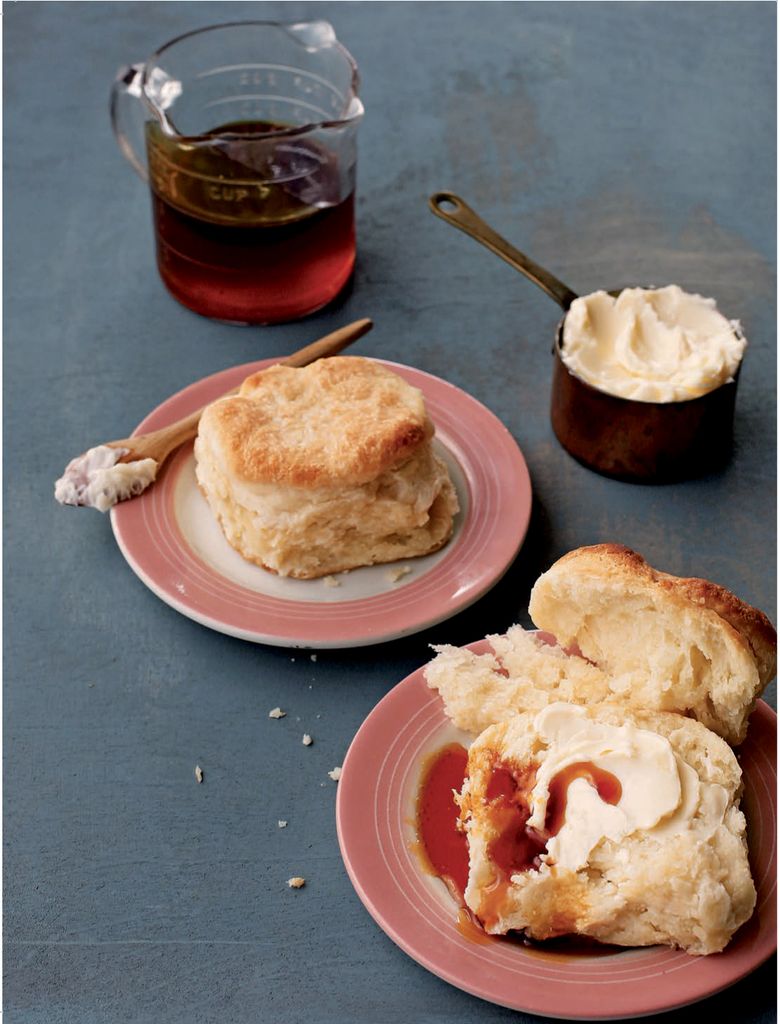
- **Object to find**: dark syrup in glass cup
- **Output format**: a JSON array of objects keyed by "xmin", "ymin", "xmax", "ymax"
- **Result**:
[
  {"xmin": 146, "ymin": 120, "xmax": 356, "ymax": 323},
  {"xmin": 112, "ymin": 22, "xmax": 363, "ymax": 324}
]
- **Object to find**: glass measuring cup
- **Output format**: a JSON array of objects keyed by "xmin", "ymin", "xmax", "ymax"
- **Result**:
[{"xmin": 111, "ymin": 21, "xmax": 363, "ymax": 324}]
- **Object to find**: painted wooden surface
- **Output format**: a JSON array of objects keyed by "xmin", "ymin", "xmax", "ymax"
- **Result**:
[{"xmin": 5, "ymin": 3, "xmax": 776, "ymax": 1021}]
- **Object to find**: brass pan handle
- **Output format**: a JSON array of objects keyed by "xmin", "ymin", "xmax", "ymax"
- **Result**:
[{"xmin": 429, "ymin": 191, "xmax": 578, "ymax": 311}]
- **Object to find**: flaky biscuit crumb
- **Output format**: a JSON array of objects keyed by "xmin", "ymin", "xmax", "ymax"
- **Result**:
[
  {"xmin": 268, "ymin": 707, "xmax": 286, "ymax": 719},
  {"xmin": 323, "ymin": 576, "xmax": 341, "ymax": 588},
  {"xmin": 302, "ymin": 734, "xmax": 313, "ymax": 746},
  {"xmin": 287, "ymin": 876, "xmax": 305, "ymax": 889},
  {"xmin": 328, "ymin": 766, "xmax": 342, "ymax": 782},
  {"xmin": 278, "ymin": 820, "xmax": 288, "ymax": 829},
  {"xmin": 194, "ymin": 765, "xmax": 203, "ymax": 784},
  {"xmin": 387, "ymin": 565, "xmax": 412, "ymax": 583}
]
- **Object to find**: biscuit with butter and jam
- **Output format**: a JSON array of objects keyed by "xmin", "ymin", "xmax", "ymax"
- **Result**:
[{"xmin": 458, "ymin": 702, "xmax": 755, "ymax": 955}]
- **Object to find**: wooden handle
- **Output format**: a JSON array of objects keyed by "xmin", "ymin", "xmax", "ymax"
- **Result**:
[
  {"xmin": 115, "ymin": 318, "xmax": 374, "ymax": 463},
  {"xmin": 279, "ymin": 318, "xmax": 373, "ymax": 368}
]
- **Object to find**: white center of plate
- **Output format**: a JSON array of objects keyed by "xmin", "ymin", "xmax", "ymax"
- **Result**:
[{"xmin": 172, "ymin": 441, "xmax": 469, "ymax": 602}]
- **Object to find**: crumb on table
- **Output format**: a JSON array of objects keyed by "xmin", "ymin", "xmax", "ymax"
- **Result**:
[
  {"xmin": 268, "ymin": 707, "xmax": 286, "ymax": 719},
  {"xmin": 194, "ymin": 765, "xmax": 203, "ymax": 784},
  {"xmin": 287, "ymin": 876, "xmax": 305, "ymax": 889},
  {"xmin": 278, "ymin": 820, "xmax": 288, "ymax": 829},
  {"xmin": 328, "ymin": 766, "xmax": 342, "ymax": 782},
  {"xmin": 302, "ymin": 734, "xmax": 313, "ymax": 746}
]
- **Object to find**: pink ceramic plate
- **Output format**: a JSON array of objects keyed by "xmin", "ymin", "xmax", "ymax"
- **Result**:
[
  {"xmin": 336, "ymin": 640, "xmax": 777, "ymax": 1019},
  {"xmin": 110, "ymin": 360, "xmax": 531, "ymax": 648}
]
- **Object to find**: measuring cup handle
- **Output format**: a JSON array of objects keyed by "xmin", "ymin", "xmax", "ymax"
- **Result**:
[
  {"xmin": 110, "ymin": 64, "xmax": 149, "ymax": 182},
  {"xmin": 429, "ymin": 191, "xmax": 578, "ymax": 311}
]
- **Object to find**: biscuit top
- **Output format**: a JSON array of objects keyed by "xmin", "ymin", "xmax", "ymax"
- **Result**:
[
  {"xmin": 540, "ymin": 543, "xmax": 777, "ymax": 688},
  {"xmin": 199, "ymin": 357, "xmax": 432, "ymax": 488}
]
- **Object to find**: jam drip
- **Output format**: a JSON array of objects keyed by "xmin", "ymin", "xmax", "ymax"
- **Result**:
[
  {"xmin": 545, "ymin": 761, "xmax": 622, "ymax": 838},
  {"xmin": 485, "ymin": 758, "xmax": 622, "ymax": 865},
  {"xmin": 485, "ymin": 765, "xmax": 547, "ymax": 877},
  {"xmin": 416, "ymin": 743, "xmax": 470, "ymax": 900},
  {"xmin": 477, "ymin": 757, "xmax": 622, "ymax": 930}
]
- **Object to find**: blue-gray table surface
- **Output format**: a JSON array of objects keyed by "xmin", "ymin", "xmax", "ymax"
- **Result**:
[{"xmin": 4, "ymin": 2, "xmax": 776, "ymax": 1022}]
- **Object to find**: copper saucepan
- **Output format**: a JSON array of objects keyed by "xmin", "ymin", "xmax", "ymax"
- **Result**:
[{"xmin": 429, "ymin": 191, "xmax": 739, "ymax": 483}]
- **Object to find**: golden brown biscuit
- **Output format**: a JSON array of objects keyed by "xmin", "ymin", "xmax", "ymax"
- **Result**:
[
  {"xmin": 459, "ymin": 702, "xmax": 755, "ymax": 955},
  {"xmin": 194, "ymin": 357, "xmax": 459, "ymax": 578},
  {"xmin": 202, "ymin": 356, "xmax": 432, "ymax": 489},
  {"xmin": 529, "ymin": 544, "xmax": 776, "ymax": 745}
]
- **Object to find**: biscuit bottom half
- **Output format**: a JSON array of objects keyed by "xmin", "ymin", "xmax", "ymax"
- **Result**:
[
  {"xmin": 194, "ymin": 435, "xmax": 459, "ymax": 578},
  {"xmin": 458, "ymin": 704, "xmax": 756, "ymax": 955}
]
